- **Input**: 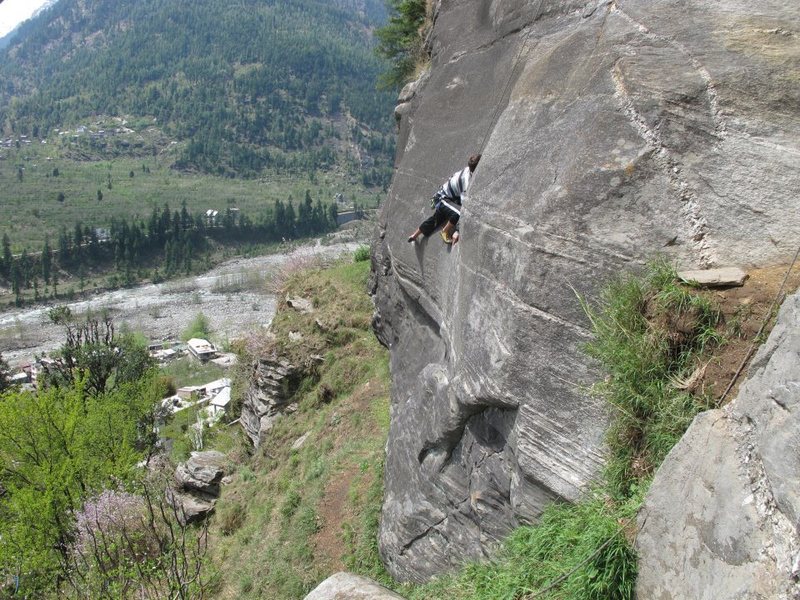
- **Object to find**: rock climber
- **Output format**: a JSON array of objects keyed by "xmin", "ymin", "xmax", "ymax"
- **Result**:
[{"xmin": 407, "ymin": 154, "xmax": 481, "ymax": 245}]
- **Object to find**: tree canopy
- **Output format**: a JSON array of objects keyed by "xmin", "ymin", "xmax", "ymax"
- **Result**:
[{"xmin": 0, "ymin": 0, "xmax": 396, "ymax": 178}]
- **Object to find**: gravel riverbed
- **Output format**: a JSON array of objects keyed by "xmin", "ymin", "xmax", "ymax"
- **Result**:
[{"xmin": 0, "ymin": 239, "xmax": 363, "ymax": 368}]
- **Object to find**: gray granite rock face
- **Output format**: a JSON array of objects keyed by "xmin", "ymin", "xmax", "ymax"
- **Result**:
[
  {"xmin": 304, "ymin": 572, "xmax": 407, "ymax": 600},
  {"xmin": 372, "ymin": 0, "xmax": 800, "ymax": 583},
  {"xmin": 636, "ymin": 291, "xmax": 800, "ymax": 599}
]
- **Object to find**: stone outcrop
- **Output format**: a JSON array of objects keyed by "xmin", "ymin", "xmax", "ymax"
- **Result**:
[
  {"xmin": 678, "ymin": 267, "xmax": 748, "ymax": 288},
  {"xmin": 372, "ymin": 0, "xmax": 800, "ymax": 582},
  {"xmin": 240, "ymin": 354, "xmax": 303, "ymax": 448},
  {"xmin": 636, "ymin": 290, "xmax": 800, "ymax": 599},
  {"xmin": 304, "ymin": 572, "xmax": 406, "ymax": 600},
  {"xmin": 171, "ymin": 450, "xmax": 228, "ymax": 524},
  {"xmin": 174, "ymin": 450, "xmax": 227, "ymax": 497}
]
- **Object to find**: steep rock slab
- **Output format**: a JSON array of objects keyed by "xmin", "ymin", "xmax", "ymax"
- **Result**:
[
  {"xmin": 373, "ymin": 0, "xmax": 800, "ymax": 582},
  {"xmin": 636, "ymin": 290, "xmax": 800, "ymax": 599}
]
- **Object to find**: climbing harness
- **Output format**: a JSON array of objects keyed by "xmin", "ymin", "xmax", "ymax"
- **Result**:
[{"xmin": 438, "ymin": 198, "xmax": 461, "ymax": 217}]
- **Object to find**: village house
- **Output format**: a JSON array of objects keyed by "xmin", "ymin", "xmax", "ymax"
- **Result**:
[{"xmin": 187, "ymin": 338, "xmax": 217, "ymax": 361}]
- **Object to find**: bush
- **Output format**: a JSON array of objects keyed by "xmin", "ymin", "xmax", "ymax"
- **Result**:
[
  {"xmin": 182, "ymin": 312, "xmax": 212, "ymax": 341},
  {"xmin": 64, "ymin": 484, "xmax": 211, "ymax": 598},
  {"xmin": 353, "ymin": 245, "xmax": 371, "ymax": 262}
]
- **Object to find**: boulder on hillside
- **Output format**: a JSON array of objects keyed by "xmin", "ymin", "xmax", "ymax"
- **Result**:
[
  {"xmin": 170, "ymin": 450, "xmax": 229, "ymax": 524},
  {"xmin": 169, "ymin": 490, "xmax": 216, "ymax": 525},
  {"xmin": 286, "ymin": 295, "xmax": 314, "ymax": 314},
  {"xmin": 174, "ymin": 450, "xmax": 227, "ymax": 497},
  {"xmin": 636, "ymin": 291, "xmax": 800, "ymax": 598},
  {"xmin": 304, "ymin": 572, "xmax": 406, "ymax": 600}
]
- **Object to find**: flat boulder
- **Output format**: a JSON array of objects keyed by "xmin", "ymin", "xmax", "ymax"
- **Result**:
[{"xmin": 678, "ymin": 267, "xmax": 748, "ymax": 287}]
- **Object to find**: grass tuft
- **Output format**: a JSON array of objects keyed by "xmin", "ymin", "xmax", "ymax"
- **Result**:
[{"xmin": 581, "ymin": 258, "xmax": 721, "ymax": 498}]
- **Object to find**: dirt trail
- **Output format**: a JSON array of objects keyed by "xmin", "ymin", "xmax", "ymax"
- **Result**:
[{"xmin": 697, "ymin": 262, "xmax": 800, "ymax": 402}]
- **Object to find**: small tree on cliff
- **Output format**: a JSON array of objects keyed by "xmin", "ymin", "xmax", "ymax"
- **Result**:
[{"xmin": 375, "ymin": 0, "xmax": 429, "ymax": 89}]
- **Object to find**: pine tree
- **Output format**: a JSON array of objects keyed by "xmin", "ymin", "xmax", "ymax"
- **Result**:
[
  {"xmin": 1, "ymin": 233, "xmax": 11, "ymax": 278},
  {"xmin": 41, "ymin": 238, "xmax": 52, "ymax": 285}
]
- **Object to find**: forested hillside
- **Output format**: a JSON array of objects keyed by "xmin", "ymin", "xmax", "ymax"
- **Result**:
[{"xmin": 0, "ymin": 0, "xmax": 395, "ymax": 178}]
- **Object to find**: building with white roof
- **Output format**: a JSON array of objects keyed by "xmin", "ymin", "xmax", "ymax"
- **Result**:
[{"xmin": 187, "ymin": 338, "xmax": 217, "ymax": 361}]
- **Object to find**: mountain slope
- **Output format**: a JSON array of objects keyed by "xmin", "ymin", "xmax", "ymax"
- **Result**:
[{"xmin": 0, "ymin": 0, "xmax": 395, "ymax": 178}]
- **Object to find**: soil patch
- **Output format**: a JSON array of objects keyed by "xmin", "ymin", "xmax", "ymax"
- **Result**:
[
  {"xmin": 311, "ymin": 379, "xmax": 387, "ymax": 571},
  {"xmin": 695, "ymin": 262, "xmax": 800, "ymax": 403},
  {"xmin": 313, "ymin": 463, "xmax": 360, "ymax": 572}
]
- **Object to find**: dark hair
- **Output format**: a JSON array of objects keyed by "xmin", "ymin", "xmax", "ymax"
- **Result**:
[{"xmin": 468, "ymin": 154, "xmax": 482, "ymax": 172}]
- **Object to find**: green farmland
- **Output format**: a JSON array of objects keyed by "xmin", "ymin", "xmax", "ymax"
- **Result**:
[{"xmin": 0, "ymin": 137, "xmax": 382, "ymax": 253}]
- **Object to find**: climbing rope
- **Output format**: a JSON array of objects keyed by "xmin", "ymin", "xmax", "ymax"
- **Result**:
[{"xmin": 717, "ymin": 244, "xmax": 800, "ymax": 406}]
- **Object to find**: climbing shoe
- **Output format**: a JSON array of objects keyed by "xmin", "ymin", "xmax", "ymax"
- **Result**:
[
  {"xmin": 441, "ymin": 230, "xmax": 453, "ymax": 244},
  {"xmin": 408, "ymin": 235, "xmax": 415, "ymax": 243}
]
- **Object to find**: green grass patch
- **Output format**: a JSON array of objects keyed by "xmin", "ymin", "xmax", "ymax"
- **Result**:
[
  {"xmin": 160, "ymin": 355, "xmax": 226, "ymax": 388},
  {"xmin": 206, "ymin": 258, "xmax": 392, "ymax": 599},
  {"xmin": 581, "ymin": 258, "xmax": 721, "ymax": 499},
  {"xmin": 405, "ymin": 491, "xmax": 641, "ymax": 600}
]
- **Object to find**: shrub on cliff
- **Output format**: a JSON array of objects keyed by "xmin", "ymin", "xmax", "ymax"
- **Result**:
[
  {"xmin": 376, "ymin": 0, "xmax": 430, "ymax": 89},
  {"xmin": 582, "ymin": 258, "xmax": 722, "ymax": 498}
]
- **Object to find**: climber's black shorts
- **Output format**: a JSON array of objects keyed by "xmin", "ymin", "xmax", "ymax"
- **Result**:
[{"xmin": 418, "ymin": 202, "xmax": 460, "ymax": 236}]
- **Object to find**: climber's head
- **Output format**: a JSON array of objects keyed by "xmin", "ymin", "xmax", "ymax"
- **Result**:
[{"xmin": 468, "ymin": 154, "xmax": 481, "ymax": 172}]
